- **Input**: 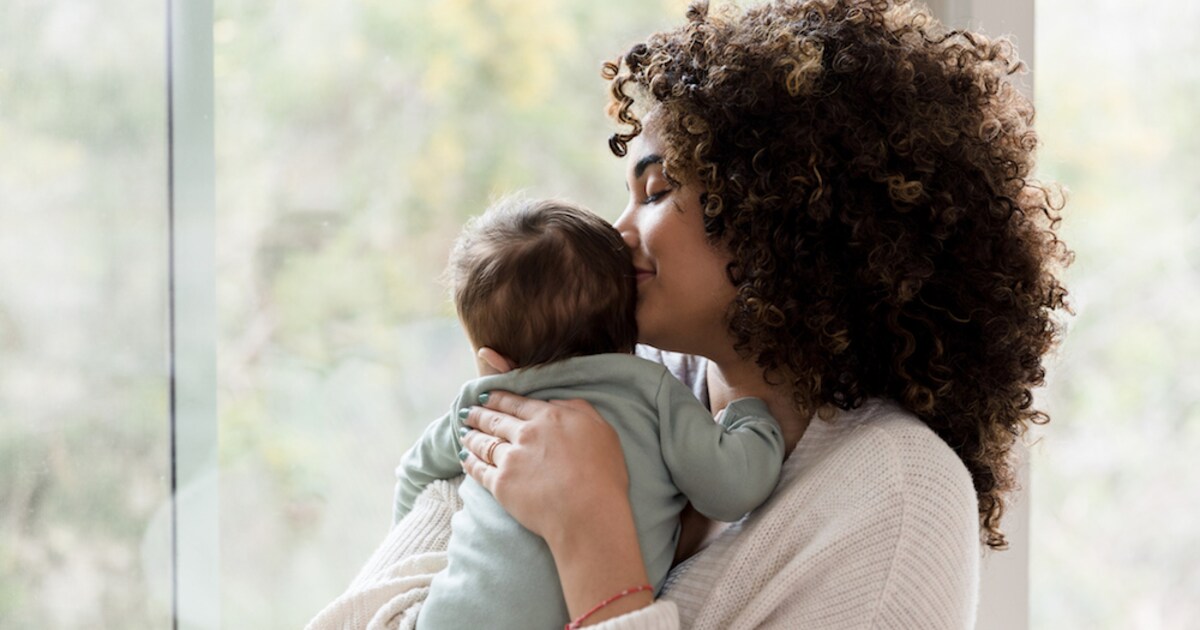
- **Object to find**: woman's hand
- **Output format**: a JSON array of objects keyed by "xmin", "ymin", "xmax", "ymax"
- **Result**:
[
  {"xmin": 459, "ymin": 391, "xmax": 655, "ymax": 623},
  {"xmin": 458, "ymin": 391, "xmax": 629, "ymax": 544}
]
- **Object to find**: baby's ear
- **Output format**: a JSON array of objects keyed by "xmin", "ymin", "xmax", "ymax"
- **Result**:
[{"xmin": 477, "ymin": 347, "xmax": 516, "ymax": 374}]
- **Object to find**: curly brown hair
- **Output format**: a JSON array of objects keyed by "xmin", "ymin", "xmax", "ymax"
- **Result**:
[{"xmin": 603, "ymin": 0, "xmax": 1070, "ymax": 549}]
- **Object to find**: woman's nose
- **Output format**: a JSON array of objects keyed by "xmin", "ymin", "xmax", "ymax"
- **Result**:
[{"xmin": 614, "ymin": 206, "xmax": 639, "ymax": 249}]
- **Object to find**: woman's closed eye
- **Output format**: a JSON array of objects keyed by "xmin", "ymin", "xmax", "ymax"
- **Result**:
[{"xmin": 643, "ymin": 188, "xmax": 670, "ymax": 204}]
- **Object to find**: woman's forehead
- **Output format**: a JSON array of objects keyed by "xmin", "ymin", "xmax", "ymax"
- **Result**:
[{"xmin": 626, "ymin": 127, "xmax": 665, "ymax": 174}]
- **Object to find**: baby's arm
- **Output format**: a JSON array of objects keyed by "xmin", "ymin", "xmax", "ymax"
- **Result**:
[
  {"xmin": 393, "ymin": 409, "xmax": 463, "ymax": 524},
  {"xmin": 657, "ymin": 374, "xmax": 785, "ymax": 522}
]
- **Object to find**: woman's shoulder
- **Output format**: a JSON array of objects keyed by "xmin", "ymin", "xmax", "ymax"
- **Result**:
[
  {"xmin": 786, "ymin": 399, "xmax": 975, "ymax": 507},
  {"xmin": 664, "ymin": 400, "xmax": 980, "ymax": 629},
  {"xmin": 742, "ymin": 398, "xmax": 980, "ymax": 584}
]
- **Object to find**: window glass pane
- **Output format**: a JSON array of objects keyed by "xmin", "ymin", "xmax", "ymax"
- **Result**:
[
  {"xmin": 214, "ymin": 0, "xmax": 691, "ymax": 625},
  {"xmin": 0, "ymin": 1, "xmax": 172, "ymax": 627},
  {"xmin": 1034, "ymin": 1, "xmax": 1200, "ymax": 628}
]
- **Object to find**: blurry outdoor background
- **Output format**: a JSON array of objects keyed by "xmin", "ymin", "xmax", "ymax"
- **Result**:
[{"xmin": 1, "ymin": 0, "xmax": 1197, "ymax": 628}]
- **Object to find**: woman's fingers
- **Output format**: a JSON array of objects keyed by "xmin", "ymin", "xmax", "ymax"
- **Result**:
[
  {"xmin": 477, "ymin": 390, "xmax": 559, "ymax": 423},
  {"xmin": 460, "ymin": 430, "xmax": 515, "ymax": 498},
  {"xmin": 462, "ymin": 405, "xmax": 521, "ymax": 442},
  {"xmin": 461, "ymin": 451, "xmax": 498, "ymax": 492},
  {"xmin": 462, "ymin": 389, "xmax": 558, "ymax": 442},
  {"xmin": 457, "ymin": 395, "xmax": 630, "ymax": 543},
  {"xmin": 459, "ymin": 429, "xmax": 510, "ymax": 467}
]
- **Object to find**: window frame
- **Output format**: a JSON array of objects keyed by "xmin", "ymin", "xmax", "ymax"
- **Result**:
[{"xmin": 168, "ymin": 0, "xmax": 218, "ymax": 627}]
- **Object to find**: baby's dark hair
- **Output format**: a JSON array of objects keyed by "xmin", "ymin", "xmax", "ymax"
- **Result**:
[{"xmin": 447, "ymin": 195, "xmax": 638, "ymax": 368}]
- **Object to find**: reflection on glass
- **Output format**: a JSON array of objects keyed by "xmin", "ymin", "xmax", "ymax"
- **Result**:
[{"xmin": 0, "ymin": 1, "xmax": 172, "ymax": 626}]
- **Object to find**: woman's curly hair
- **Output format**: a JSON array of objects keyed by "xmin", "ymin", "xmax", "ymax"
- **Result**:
[{"xmin": 603, "ymin": 0, "xmax": 1070, "ymax": 549}]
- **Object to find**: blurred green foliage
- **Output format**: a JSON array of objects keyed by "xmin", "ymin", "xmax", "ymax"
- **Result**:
[
  {"xmin": 2, "ymin": 0, "xmax": 1197, "ymax": 628},
  {"xmin": 0, "ymin": 1, "xmax": 172, "ymax": 628},
  {"xmin": 212, "ymin": 0, "xmax": 692, "ymax": 627}
]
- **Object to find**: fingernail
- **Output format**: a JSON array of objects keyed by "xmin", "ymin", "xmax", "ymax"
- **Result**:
[
  {"xmin": 478, "ymin": 392, "xmax": 490, "ymax": 404},
  {"xmin": 457, "ymin": 449, "xmax": 468, "ymax": 461},
  {"xmin": 457, "ymin": 427, "xmax": 469, "ymax": 438},
  {"xmin": 457, "ymin": 407, "xmax": 470, "ymax": 420}
]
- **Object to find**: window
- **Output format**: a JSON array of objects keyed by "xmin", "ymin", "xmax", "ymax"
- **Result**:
[
  {"xmin": 0, "ymin": 1, "xmax": 172, "ymax": 626},
  {"xmin": 6, "ymin": 1, "xmax": 1194, "ymax": 628},
  {"xmin": 1032, "ymin": 0, "xmax": 1200, "ymax": 628},
  {"xmin": 3, "ymin": 0, "xmax": 695, "ymax": 626},
  {"xmin": 212, "ymin": 0, "xmax": 701, "ymax": 625}
]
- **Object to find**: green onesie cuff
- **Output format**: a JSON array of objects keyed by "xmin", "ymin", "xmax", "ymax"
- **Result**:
[{"xmin": 718, "ymin": 397, "xmax": 775, "ymax": 427}]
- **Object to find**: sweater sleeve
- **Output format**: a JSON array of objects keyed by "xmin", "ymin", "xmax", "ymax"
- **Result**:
[
  {"xmin": 306, "ymin": 478, "xmax": 464, "ymax": 630},
  {"xmin": 742, "ymin": 483, "xmax": 979, "ymax": 630},
  {"xmin": 392, "ymin": 410, "xmax": 463, "ymax": 524},
  {"xmin": 656, "ymin": 374, "xmax": 785, "ymax": 522},
  {"xmin": 587, "ymin": 601, "xmax": 681, "ymax": 630},
  {"xmin": 869, "ymin": 428, "xmax": 981, "ymax": 629}
]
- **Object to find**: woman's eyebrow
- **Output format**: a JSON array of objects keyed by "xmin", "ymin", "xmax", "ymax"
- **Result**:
[{"xmin": 633, "ymin": 154, "xmax": 664, "ymax": 179}]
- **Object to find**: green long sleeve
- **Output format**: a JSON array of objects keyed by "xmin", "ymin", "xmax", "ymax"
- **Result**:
[
  {"xmin": 656, "ymin": 376, "xmax": 784, "ymax": 522},
  {"xmin": 393, "ymin": 410, "xmax": 461, "ymax": 524}
]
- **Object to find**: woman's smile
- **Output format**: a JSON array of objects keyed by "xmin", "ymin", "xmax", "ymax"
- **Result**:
[{"xmin": 614, "ymin": 120, "xmax": 738, "ymax": 356}]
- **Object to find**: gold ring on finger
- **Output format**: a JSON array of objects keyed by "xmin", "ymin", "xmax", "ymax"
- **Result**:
[{"xmin": 484, "ymin": 439, "xmax": 502, "ymax": 466}]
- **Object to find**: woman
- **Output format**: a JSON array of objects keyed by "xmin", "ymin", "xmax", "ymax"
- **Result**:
[{"xmin": 311, "ymin": 0, "xmax": 1068, "ymax": 628}]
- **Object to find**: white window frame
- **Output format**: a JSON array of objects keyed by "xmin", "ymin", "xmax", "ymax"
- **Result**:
[{"xmin": 168, "ymin": 0, "xmax": 218, "ymax": 628}]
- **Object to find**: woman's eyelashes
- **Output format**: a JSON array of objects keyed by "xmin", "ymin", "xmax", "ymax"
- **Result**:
[{"xmin": 643, "ymin": 188, "xmax": 671, "ymax": 204}]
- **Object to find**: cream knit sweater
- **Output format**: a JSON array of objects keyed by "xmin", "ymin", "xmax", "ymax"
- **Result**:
[{"xmin": 308, "ymin": 398, "xmax": 980, "ymax": 630}]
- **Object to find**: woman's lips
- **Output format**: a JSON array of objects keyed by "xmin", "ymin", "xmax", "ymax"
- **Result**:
[{"xmin": 634, "ymin": 267, "xmax": 655, "ymax": 283}]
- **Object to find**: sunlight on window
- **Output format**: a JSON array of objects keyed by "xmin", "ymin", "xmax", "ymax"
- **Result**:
[
  {"xmin": 1033, "ymin": 1, "xmax": 1200, "ymax": 628},
  {"xmin": 3, "ymin": 1, "xmax": 1195, "ymax": 627}
]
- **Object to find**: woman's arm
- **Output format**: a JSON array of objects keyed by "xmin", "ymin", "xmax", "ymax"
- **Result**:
[{"xmin": 458, "ymin": 393, "xmax": 659, "ymax": 626}]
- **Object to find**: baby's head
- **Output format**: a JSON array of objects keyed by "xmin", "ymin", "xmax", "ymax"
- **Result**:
[{"xmin": 446, "ymin": 195, "xmax": 637, "ymax": 370}]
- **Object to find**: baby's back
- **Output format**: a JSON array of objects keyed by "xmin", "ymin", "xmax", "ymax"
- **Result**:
[
  {"xmin": 419, "ymin": 354, "xmax": 691, "ymax": 630},
  {"xmin": 419, "ymin": 352, "xmax": 785, "ymax": 630}
]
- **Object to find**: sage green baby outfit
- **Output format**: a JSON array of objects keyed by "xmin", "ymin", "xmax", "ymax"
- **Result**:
[{"xmin": 394, "ymin": 352, "xmax": 784, "ymax": 630}]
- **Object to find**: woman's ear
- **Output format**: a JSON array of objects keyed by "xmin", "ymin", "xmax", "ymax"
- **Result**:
[{"xmin": 477, "ymin": 347, "xmax": 516, "ymax": 374}]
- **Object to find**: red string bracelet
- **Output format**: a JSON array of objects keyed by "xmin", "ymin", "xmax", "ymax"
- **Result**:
[{"xmin": 565, "ymin": 584, "xmax": 654, "ymax": 630}]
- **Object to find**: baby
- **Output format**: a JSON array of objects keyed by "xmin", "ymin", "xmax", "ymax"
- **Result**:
[{"xmin": 393, "ymin": 195, "xmax": 785, "ymax": 630}]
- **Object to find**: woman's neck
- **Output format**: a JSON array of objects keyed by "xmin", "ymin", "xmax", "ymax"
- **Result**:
[{"xmin": 706, "ymin": 356, "xmax": 810, "ymax": 454}]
